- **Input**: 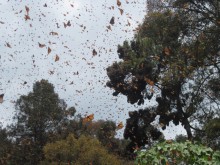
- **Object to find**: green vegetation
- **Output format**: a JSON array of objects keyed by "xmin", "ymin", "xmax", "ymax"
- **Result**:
[
  {"xmin": 8, "ymin": 79, "xmax": 75, "ymax": 164},
  {"xmin": 42, "ymin": 134, "xmax": 122, "ymax": 165},
  {"xmin": 0, "ymin": 80, "xmax": 132, "ymax": 164},
  {"xmin": 135, "ymin": 141, "xmax": 220, "ymax": 165}
]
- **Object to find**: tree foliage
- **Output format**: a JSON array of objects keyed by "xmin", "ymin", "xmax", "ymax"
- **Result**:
[
  {"xmin": 195, "ymin": 118, "xmax": 220, "ymax": 150},
  {"xmin": 106, "ymin": 0, "xmax": 220, "ymax": 150},
  {"xmin": 9, "ymin": 79, "xmax": 75, "ymax": 164},
  {"xmin": 96, "ymin": 120, "xmax": 116, "ymax": 145},
  {"xmin": 43, "ymin": 134, "xmax": 122, "ymax": 165},
  {"xmin": 73, "ymin": 119, "xmax": 132, "ymax": 160},
  {"xmin": 175, "ymin": 134, "xmax": 187, "ymax": 143},
  {"xmin": 124, "ymin": 108, "xmax": 163, "ymax": 154},
  {"xmin": 205, "ymin": 118, "xmax": 220, "ymax": 139},
  {"xmin": 0, "ymin": 126, "xmax": 12, "ymax": 164}
]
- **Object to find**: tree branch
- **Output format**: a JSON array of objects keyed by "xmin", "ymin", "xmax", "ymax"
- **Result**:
[{"xmin": 189, "ymin": 125, "xmax": 205, "ymax": 132}]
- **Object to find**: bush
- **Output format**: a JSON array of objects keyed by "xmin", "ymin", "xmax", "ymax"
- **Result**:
[{"xmin": 135, "ymin": 141, "xmax": 220, "ymax": 165}]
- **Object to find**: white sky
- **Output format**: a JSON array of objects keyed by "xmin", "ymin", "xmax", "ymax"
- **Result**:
[{"xmin": 0, "ymin": 0, "xmax": 185, "ymax": 139}]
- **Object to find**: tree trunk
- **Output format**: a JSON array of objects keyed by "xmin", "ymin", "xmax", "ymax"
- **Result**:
[
  {"xmin": 182, "ymin": 118, "xmax": 193, "ymax": 140},
  {"xmin": 176, "ymin": 94, "xmax": 193, "ymax": 140}
]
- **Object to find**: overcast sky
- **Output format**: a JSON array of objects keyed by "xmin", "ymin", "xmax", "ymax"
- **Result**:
[{"xmin": 0, "ymin": 0, "xmax": 185, "ymax": 138}]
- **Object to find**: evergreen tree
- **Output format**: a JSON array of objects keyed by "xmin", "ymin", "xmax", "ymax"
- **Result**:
[{"xmin": 9, "ymin": 79, "xmax": 75, "ymax": 164}]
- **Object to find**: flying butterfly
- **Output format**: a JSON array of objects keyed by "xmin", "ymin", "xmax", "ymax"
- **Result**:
[
  {"xmin": 24, "ymin": 15, "xmax": 30, "ymax": 21},
  {"xmin": 92, "ymin": 49, "xmax": 97, "ymax": 56},
  {"xmin": 25, "ymin": 6, "xmax": 29, "ymax": 14},
  {"xmin": 38, "ymin": 42, "xmax": 46, "ymax": 48},
  {"xmin": 83, "ymin": 114, "xmax": 94, "ymax": 124},
  {"xmin": 118, "ymin": 8, "xmax": 124, "ymax": 15},
  {"xmin": 117, "ymin": 0, "xmax": 121, "ymax": 6},
  {"xmin": 64, "ymin": 20, "xmax": 71, "ymax": 28},
  {"xmin": 5, "ymin": 42, "xmax": 11, "ymax": 48},
  {"xmin": 106, "ymin": 25, "xmax": 112, "ymax": 31},
  {"xmin": 0, "ymin": 94, "xmax": 4, "ymax": 103},
  {"xmin": 48, "ymin": 47, "xmax": 51, "ymax": 54},
  {"xmin": 49, "ymin": 32, "xmax": 58, "ymax": 35},
  {"xmin": 55, "ymin": 55, "xmax": 59, "ymax": 62},
  {"xmin": 110, "ymin": 17, "xmax": 115, "ymax": 25},
  {"xmin": 117, "ymin": 122, "xmax": 124, "ymax": 130}
]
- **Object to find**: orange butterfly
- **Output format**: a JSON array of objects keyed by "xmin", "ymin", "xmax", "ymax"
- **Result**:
[
  {"xmin": 38, "ymin": 43, "xmax": 46, "ymax": 48},
  {"xmin": 117, "ymin": 122, "xmax": 124, "ymax": 130},
  {"xmin": 25, "ymin": 6, "xmax": 30, "ymax": 14},
  {"xmin": 119, "ymin": 8, "xmax": 123, "ymax": 15},
  {"xmin": 144, "ymin": 77, "xmax": 154, "ymax": 86},
  {"xmin": 83, "ymin": 114, "xmax": 94, "ymax": 124},
  {"xmin": 117, "ymin": 0, "xmax": 121, "ymax": 6},
  {"xmin": 24, "ymin": 15, "xmax": 30, "ymax": 21},
  {"xmin": 48, "ymin": 47, "xmax": 51, "ymax": 55},
  {"xmin": 55, "ymin": 55, "xmax": 59, "ymax": 62},
  {"xmin": 49, "ymin": 32, "xmax": 58, "ymax": 35}
]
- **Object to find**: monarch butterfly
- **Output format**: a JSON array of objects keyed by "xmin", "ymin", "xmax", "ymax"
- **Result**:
[
  {"xmin": 5, "ymin": 42, "xmax": 11, "ymax": 48},
  {"xmin": 48, "ymin": 47, "xmax": 51, "ymax": 55},
  {"xmin": 55, "ymin": 55, "xmax": 59, "ymax": 62},
  {"xmin": 49, "ymin": 32, "xmax": 58, "ymax": 35},
  {"xmin": 0, "ymin": 94, "xmax": 4, "ymax": 103},
  {"xmin": 64, "ymin": 21, "xmax": 71, "ymax": 28},
  {"xmin": 110, "ymin": 17, "xmax": 115, "ymax": 25},
  {"xmin": 117, "ymin": 122, "xmax": 124, "ymax": 130},
  {"xmin": 24, "ymin": 15, "xmax": 30, "ymax": 21},
  {"xmin": 92, "ymin": 49, "xmax": 97, "ymax": 56},
  {"xmin": 144, "ymin": 77, "xmax": 154, "ymax": 86},
  {"xmin": 25, "ymin": 6, "xmax": 29, "ymax": 14},
  {"xmin": 83, "ymin": 114, "xmax": 94, "ymax": 124},
  {"xmin": 106, "ymin": 25, "xmax": 112, "ymax": 31},
  {"xmin": 38, "ymin": 43, "xmax": 46, "ymax": 48},
  {"xmin": 117, "ymin": 0, "xmax": 121, "ymax": 7},
  {"xmin": 119, "ymin": 8, "xmax": 123, "ymax": 15}
]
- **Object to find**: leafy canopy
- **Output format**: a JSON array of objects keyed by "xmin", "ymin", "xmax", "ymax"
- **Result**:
[
  {"xmin": 43, "ymin": 134, "xmax": 122, "ymax": 165},
  {"xmin": 10, "ymin": 79, "xmax": 75, "ymax": 164},
  {"xmin": 106, "ymin": 0, "xmax": 220, "ymax": 150}
]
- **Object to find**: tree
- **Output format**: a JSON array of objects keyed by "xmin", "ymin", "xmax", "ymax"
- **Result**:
[
  {"xmin": 0, "ymin": 126, "xmax": 12, "ymax": 164},
  {"xmin": 82, "ymin": 120, "xmax": 135, "ymax": 161},
  {"xmin": 194, "ymin": 118, "xmax": 220, "ymax": 150},
  {"xmin": 175, "ymin": 134, "xmax": 187, "ymax": 143},
  {"xmin": 9, "ymin": 79, "xmax": 75, "ymax": 164},
  {"xmin": 106, "ymin": 0, "xmax": 220, "ymax": 150},
  {"xmin": 42, "ymin": 134, "xmax": 122, "ymax": 165},
  {"xmin": 96, "ymin": 120, "xmax": 116, "ymax": 145},
  {"xmin": 124, "ymin": 108, "xmax": 163, "ymax": 154}
]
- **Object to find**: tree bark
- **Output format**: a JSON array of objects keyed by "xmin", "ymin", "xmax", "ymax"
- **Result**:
[
  {"xmin": 182, "ymin": 118, "xmax": 193, "ymax": 140},
  {"xmin": 176, "ymin": 92, "xmax": 193, "ymax": 140}
]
